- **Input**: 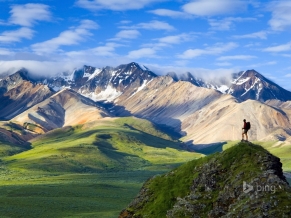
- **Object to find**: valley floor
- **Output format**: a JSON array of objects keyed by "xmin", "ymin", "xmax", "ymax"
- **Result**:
[{"xmin": 0, "ymin": 168, "xmax": 172, "ymax": 218}]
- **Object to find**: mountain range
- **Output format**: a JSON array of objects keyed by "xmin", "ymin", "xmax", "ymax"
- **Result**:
[
  {"xmin": 1, "ymin": 62, "xmax": 291, "ymax": 146},
  {"xmin": 1, "ymin": 62, "xmax": 291, "ymax": 217}
]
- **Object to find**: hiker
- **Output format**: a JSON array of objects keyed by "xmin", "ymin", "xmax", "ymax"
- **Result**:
[{"xmin": 242, "ymin": 119, "xmax": 251, "ymax": 142}]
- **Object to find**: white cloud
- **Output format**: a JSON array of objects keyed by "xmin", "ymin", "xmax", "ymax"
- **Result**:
[
  {"xmin": 182, "ymin": 0, "xmax": 247, "ymax": 16},
  {"xmin": 285, "ymin": 74, "xmax": 291, "ymax": 77},
  {"xmin": 66, "ymin": 42, "xmax": 120, "ymax": 58},
  {"xmin": 146, "ymin": 63, "xmax": 238, "ymax": 82},
  {"xmin": 233, "ymin": 31, "xmax": 268, "ymax": 39},
  {"xmin": 0, "ymin": 60, "xmax": 80, "ymax": 77},
  {"xmin": 115, "ymin": 30, "xmax": 140, "ymax": 39},
  {"xmin": 31, "ymin": 20, "xmax": 99, "ymax": 54},
  {"xmin": 0, "ymin": 27, "xmax": 34, "ymax": 43},
  {"xmin": 156, "ymin": 33, "xmax": 193, "ymax": 44},
  {"xmin": 141, "ymin": 33, "xmax": 194, "ymax": 49},
  {"xmin": 0, "ymin": 4, "xmax": 52, "ymax": 44},
  {"xmin": 127, "ymin": 48, "xmax": 157, "ymax": 59},
  {"xmin": 209, "ymin": 17, "xmax": 256, "ymax": 31},
  {"xmin": 177, "ymin": 42, "xmax": 238, "ymax": 59},
  {"xmin": 76, "ymin": 0, "xmax": 165, "ymax": 11},
  {"xmin": 217, "ymin": 55, "xmax": 257, "ymax": 61},
  {"xmin": 263, "ymin": 41, "xmax": 291, "ymax": 52},
  {"xmin": 120, "ymin": 20, "xmax": 175, "ymax": 31},
  {"xmin": 268, "ymin": 1, "xmax": 291, "ymax": 31},
  {"xmin": 0, "ymin": 48, "xmax": 14, "ymax": 56},
  {"xmin": 137, "ymin": 20, "xmax": 175, "ymax": 30},
  {"xmin": 148, "ymin": 9, "xmax": 191, "ymax": 18},
  {"xmin": 9, "ymin": 3, "xmax": 51, "ymax": 27}
]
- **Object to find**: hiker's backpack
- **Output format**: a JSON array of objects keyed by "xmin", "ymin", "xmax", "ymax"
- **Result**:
[{"xmin": 246, "ymin": 122, "xmax": 251, "ymax": 130}]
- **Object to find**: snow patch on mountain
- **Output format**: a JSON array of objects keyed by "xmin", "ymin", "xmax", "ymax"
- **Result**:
[
  {"xmin": 88, "ymin": 68, "xmax": 102, "ymax": 81},
  {"xmin": 235, "ymin": 77, "xmax": 250, "ymax": 85},
  {"xmin": 216, "ymin": 85, "xmax": 229, "ymax": 94},
  {"xmin": 232, "ymin": 71, "xmax": 246, "ymax": 84},
  {"xmin": 129, "ymin": 79, "xmax": 152, "ymax": 98},
  {"xmin": 82, "ymin": 85, "xmax": 122, "ymax": 102},
  {"xmin": 241, "ymin": 77, "xmax": 261, "ymax": 97}
]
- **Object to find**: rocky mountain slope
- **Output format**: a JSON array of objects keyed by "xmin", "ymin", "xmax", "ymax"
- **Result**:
[
  {"xmin": 0, "ymin": 70, "xmax": 54, "ymax": 120},
  {"xmin": 119, "ymin": 142, "xmax": 291, "ymax": 218},
  {"xmin": 43, "ymin": 62, "xmax": 157, "ymax": 102},
  {"xmin": 112, "ymin": 76, "xmax": 291, "ymax": 144},
  {"xmin": 12, "ymin": 89, "xmax": 110, "ymax": 132},
  {"xmin": 1, "ymin": 63, "xmax": 291, "ymax": 145}
]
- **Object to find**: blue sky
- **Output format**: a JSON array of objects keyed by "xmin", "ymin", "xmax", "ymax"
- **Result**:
[{"xmin": 0, "ymin": 0, "xmax": 291, "ymax": 90}]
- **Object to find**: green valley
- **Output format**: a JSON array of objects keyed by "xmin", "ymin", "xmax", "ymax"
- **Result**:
[{"xmin": 0, "ymin": 117, "xmax": 202, "ymax": 217}]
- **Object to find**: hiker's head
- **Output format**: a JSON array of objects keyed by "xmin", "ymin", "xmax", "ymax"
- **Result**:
[{"xmin": 243, "ymin": 119, "xmax": 246, "ymax": 122}]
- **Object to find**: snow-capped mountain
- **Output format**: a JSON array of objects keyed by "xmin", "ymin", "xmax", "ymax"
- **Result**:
[
  {"xmin": 1, "ymin": 63, "xmax": 291, "ymax": 144},
  {"xmin": 42, "ymin": 62, "xmax": 157, "ymax": 102},
  {"xmin": 167, "ymin": 70, "xmax": 291, "ymax": 102},
  {"xmin": 227, "ymin": 70, "xmax": 291, "ymax": 102}
]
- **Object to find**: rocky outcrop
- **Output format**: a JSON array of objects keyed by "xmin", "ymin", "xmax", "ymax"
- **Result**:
[{"xmin": 119, "ymin": 142, "xmax": 291, "ymax": 218}]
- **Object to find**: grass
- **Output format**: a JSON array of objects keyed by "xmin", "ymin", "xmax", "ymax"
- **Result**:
[
  {"xmin": 0, "ymin": 117, "xmax": 202, "ymax": 217},
  {"xmin": 0, "ymin": 171, "xmax": 164, "ymax": 218},
  {"xmin": 127, "ymin": 142, "xmax": 291, "ymax": 217},
  {"xmin": 222, "ymin": 140, "xmax": 291, "ymax": 172},
  {"xmin": 4, "ymin": 118, "xmax": 201, "ymax": 173},
  {"xmin": 1, "ymin": 117, "xmax": 290, "ymax": 217}
]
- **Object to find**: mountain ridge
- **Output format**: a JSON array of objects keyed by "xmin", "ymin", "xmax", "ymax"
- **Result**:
[{"xmin": 1, "ymin": 62, "xmax": 291, "ymax": 144}]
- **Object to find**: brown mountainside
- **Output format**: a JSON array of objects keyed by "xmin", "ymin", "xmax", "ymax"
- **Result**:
[
  {"xmin": 114, "ymin": 76, "xmax": 291, "ymax": 145},
  {"xmin": 12, "ymin": 89, "xmax": 110, "ymax": 132}
]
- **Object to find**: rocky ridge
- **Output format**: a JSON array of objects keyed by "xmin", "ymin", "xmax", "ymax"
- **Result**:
[{"xmin": 119, "ymin": 142, "xmax": 291, "ymax": 218}]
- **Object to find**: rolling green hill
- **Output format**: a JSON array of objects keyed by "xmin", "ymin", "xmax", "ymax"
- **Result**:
[
  {"xmin": 3, "ymin": 117, "xmax": 202, "ymax": 173},
  {"xmin": 0, "ymin": 117, "xmax": 202, "ymax": 217}
]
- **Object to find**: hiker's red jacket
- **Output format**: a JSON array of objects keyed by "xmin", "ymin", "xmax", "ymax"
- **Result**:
[{"xmin": 243, "ymin": 122, "xmax": 247, "ymax": 129}]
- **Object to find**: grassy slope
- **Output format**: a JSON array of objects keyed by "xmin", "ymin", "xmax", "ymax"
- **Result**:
[
  {"xmin": 223, "ymin": 140, "xmax": 291, "ymax": 172},
  {"xmin": 0, "ymin": 117, "xmax": 202, "ymax": 217},
  {"xmin": 125, "ymin": 142, "xmax": 291, "ymax": 217},
  {"xmin": 4, "ymin": 118, "xmax": 201, "ymax": 173}
]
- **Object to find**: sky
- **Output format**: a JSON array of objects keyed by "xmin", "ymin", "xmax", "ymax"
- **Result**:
[{"xmin": 0, "ymin": 0, "xmax": 291, "ymax": 90}]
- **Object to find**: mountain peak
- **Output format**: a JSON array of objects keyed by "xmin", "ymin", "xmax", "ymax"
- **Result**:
[{"xmin": 229, "ymin": 69, "xmax": 291, "ymax": 102}]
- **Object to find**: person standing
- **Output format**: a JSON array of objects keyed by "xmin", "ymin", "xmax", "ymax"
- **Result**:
[{"xmin": 242, "ymin": 119, "xmax": 250, "ymax": 142}]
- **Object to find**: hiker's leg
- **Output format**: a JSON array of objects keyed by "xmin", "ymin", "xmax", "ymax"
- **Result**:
[
  {"xmin": 246, "ymin": 133, "xmax": 248, "ymax": 141},
  {"xmin": 242, "ymin": 132, "xmax": 244, "ymax": 140}
]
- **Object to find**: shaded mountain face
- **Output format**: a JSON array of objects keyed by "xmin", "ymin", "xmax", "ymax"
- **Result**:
[
  {"xmin": 0, "ymin": 70, "xmax": 54, "ymax": 120},
  {"xmin": 119, "ymin": 142, "xmax": 291, "ymax": 218}
]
